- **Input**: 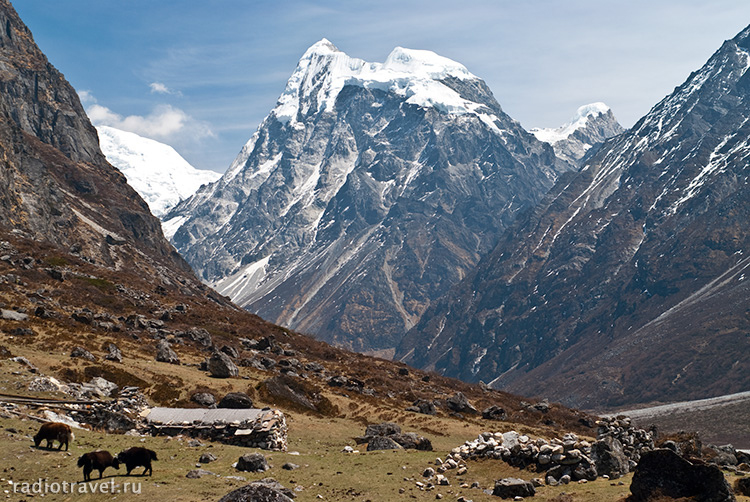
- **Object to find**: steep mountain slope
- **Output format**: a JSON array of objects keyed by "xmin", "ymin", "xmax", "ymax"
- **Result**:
[
  {"xmin": 164, "ymin": 40, "xmax": 572, "ymax": 351},
  {"xmin": 0, "ymin": 2, "xmax": 600, "ymax": 469},
  {"xmin": 397, "ymin": 25, "xmax": 750, "ymax": 409},
  {"xmin": 0, "ymin": 0, "xmax": 195, "ymax": 283},
  {"xmin": 530, "ymin": 103, "xmax": 624, "ymax": 167},
  {"xmin": 96, "ymin": 126, "xmax": 221, "ymax": 217}
]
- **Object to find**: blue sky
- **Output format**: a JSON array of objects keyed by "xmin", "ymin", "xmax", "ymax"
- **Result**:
[{"xmin": 13, "ymin": 1, "xmax": 750, "ymax": 173}]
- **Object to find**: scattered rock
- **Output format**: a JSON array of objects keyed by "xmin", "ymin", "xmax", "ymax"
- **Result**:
[
  {"xmin": 199, "ymin": 452, "xmax": 217, "ymax": 463},
  {"xmin": 1, "ymin": 309, "xmax": 28, "ymax": 321},
  {"xmin": 156, "ymin": 340, "xmax": 180, "ymax": 364},
  {"xmin": 70, "ymin": 346, "xmax": 96, "ymax": 361},
  {"xmin": 629, "ymin": 448, "xmax": 735, "ymax": 502},
  {"xmin": 407, "ymin": 399, "xmax": 437, "ymax": 415},
  {"xmin": 257, "ymin": 375, "xmax": 335, "ymax": 415},
  {"xmin": 736, "ymin": 477, "xmax": 750, "ymax": 497},
  {"xmin": 103, "ymin": 343, "xmax": 123, "ymax": 362},
  {"xmin": 492, "ymin": 478, "xmax": 535, "ymax": 499},
  {"xmin": 391, "ymin": 432, "xmax": 433, "ymax": 451},
  {"xmin": 192, "ymin": 392, "xmax": 216, "ymax": 408},
  {"xmin": 365, "ymin": 422, "xmax": 401, "ymax": 437},
  {"xmin": 367, "ymin": 436, "xmax": 403, "ymax": 451},
  {"xmin": 236, "ymin": 453, "xmax": 270, "ymax": 472},
  {"xmin": 218, "ymin": 479, "xmax": 294, "ymax": 502},
  {"xmin": 208, "ymin": 351, "xmax": 239, "ymax": 378},
  {"xmin": 591, "ymin": 435, "xmax": 629, "ymax": 479},
  {"xmin": 218, "ymin": 392, "xmax": 254, "ymax": 409},
  {"xmin": 186, "ymin": 468, "xmax": 215, "ymax": 479},
  {"xmin": 446, "ymin": 392, "xmax": 477, "ymax": 414},
  {"xmin": 482, "ymin": 405, "xmax": 507, "ymax": 421},
  {"xmin": 281, "ymin": 463, "xmax": 299, "ymax": 471},
  {"xmin": 221, "ymin": 345, "xmax": 240, "ymax": 359}
]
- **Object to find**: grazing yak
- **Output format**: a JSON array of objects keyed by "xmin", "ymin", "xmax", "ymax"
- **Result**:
[
  {"xmin": 117, "ymin": 447, "xmax": 158, "ymax": 476},
  {"xmin": 33, "ymin": 422, "xmax": 73, "ymax": 451},
  {"xmin": 78, "ymin": 451, "xmax": 120, "ymax": 481}
]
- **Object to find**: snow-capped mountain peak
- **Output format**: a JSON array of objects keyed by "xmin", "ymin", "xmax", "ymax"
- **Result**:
[
  {"xmin": 165, "ymin": 39, "xmax": 569, "ymax": 352},
  {"xmin": 96, "ymin": 125, "xmax": 221, "ymax": 217},
  {"xmin": 273, "ymin": 40, "xmax": 482, "ymax": 125},
  {"xmin": 530, "ymin": 103, "xmax": 623, "ymax": 167},
  {"xmin": 382, "ymin": 46, "xmax": 474, "ymax": 80},
  {"xmin": 531, "ymin": 102, "xmax": 612, "ymax": 144}
]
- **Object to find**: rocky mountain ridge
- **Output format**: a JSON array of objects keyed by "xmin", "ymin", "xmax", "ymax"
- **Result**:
[
  {"xmin": 530, "ymin": 102, "xmax": 624, "ymax": 167},
  {"xmin": 396, "ymin": 24, "xmax": 750, "ymax": 409},
  {"xmin": 96, "ymin": 125, "xmax": 221, "ymax": 217},
  {"xmin": 164, "ymin": 39, "xmax": 573, "ymax": 351},
  {"xmin": 0, "ymin": 0, "xmax": 195, "ymax": 285}
]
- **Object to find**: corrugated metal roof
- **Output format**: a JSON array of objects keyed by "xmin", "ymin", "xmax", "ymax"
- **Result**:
[{"xmin": 145, "ymin": 407, "xmax": 271, "ymax": 425}]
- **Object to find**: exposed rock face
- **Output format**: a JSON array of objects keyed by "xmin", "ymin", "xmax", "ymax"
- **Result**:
[
  {"xmin": 398, "ymin": 24, "xmax": 750, "ymax": 408},
  {"xmin": 164, "ymin": 40, "xmax": 571, "ymax": 352},
  {"xmin": 629, "ymin": 449, "xmax": 735, "ymax": 502},
  {"xmin": 531, "ymin": 103, "xmax": 624, "ymax": 167},
  {"xmin": 0, "ymin": 0, "xmax": 199, "ymax": 289}
]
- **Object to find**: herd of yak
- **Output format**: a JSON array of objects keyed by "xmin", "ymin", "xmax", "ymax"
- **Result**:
[{"xmin": 33, "ymin": 422, "xmax": 158, "ymax": 481}]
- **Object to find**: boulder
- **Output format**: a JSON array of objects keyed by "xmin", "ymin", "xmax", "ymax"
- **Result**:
[
  {"xmin": 446, "ymin": 392, "xmax": 477, "ymax": 414},
  {"xmin": 199, "ymin": 452, "xmax": 217, "ymax": 463},
  {"xmin": 629, "ymin": 449, "xmax": 735, "ymax": 502},
  {"xmin": 218, "ymin": 392, "xmax": 254, "ymax": 409},
  {"xmin": 103, "ymin": 342, "xmax": 123, "ymax": 362},
  {"xmin": 492, "ymin": 478, "xmax": 535, "ymax": 499},
  {"xmin": 208, "ymin": 351, "xmax": 239, "ymax": 378},
  {"xmin": 406, "ymin": 399, "xmax": 437, "ymax": 415},
  {"xmin": 1, "ymin": 309, "xmax": 28, "ymax": 321},
  {"xmin": 482, "ymin": 405, "xmax": 507, "ymax": 420},
  {"xmin": 186, "ymin": 469, "xmax": 215, "ymax": 478},
  {"xmin": 218, "ymin": 480, "xmax": 294, "ymax": 502},
  {"xmin": 181, "ymin": 327, "xmax": 212, "ymax": 348},
  {"xmin": 365, "ymin": 422, "xmax": 401, "ymax": 437},
  {"xmin": 156, "ymin": 340, "xmax": 180, "ymax": 364},
  {"xmin": 257, "ymin": 375, "xmax": 336, "ymax": 415},
  {"xmin": 390, "ymin": 432, "xmax": 433, "ymax": 451},
  {"xmin": 192, "ymin": 392, "xmax": 216, "ymax": 408},
  {"xmin": 70, "ymin": 346, "xmax": 96, "ymax": 361},
  {"xmin": 220, "ymin": 345, "xmax": 240, "ymax": 359},
  {"xmin": 236, "ymin": 453, "xmax": 270, "ymax": 472},
  {"xmin": 591, "ymin": 436, "xmax": 629, "ymax": 478},
  {"xmin": 736, "ymin": 477, "xmax": 750, "ymax": 497},
  {"xmin": 367, "ymin": 436, "xmax": 403, "ymax": 451}
]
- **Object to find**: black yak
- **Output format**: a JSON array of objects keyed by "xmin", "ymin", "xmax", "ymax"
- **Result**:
[
  {"xmin": 77, "ymin": 451, "xmax": 120, "ymax": 481},
  {"xmin": 117, "ymin": 447, "xmax": 158, "ymax": 476},
  {"xmin": 33, "ymin": 422, "xmax": 73, "ymax": 451}
]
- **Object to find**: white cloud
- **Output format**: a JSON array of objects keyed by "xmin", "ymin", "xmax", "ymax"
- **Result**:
[
  {"xmin": 86, "ymin": 102, "xmax": 215, "ymax": 143},
  {"xmin": 149, "ymin": 82, "xmax": 170, "ymax": 94},
  {"xmin": 149, "ymin": 82, "xmax": 182, "ymax": 96}
]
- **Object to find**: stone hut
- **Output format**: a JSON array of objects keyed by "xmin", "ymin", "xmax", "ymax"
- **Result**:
[{"xmin": 144, "ymin": 407, "xmax": 287, "ymax": 451}]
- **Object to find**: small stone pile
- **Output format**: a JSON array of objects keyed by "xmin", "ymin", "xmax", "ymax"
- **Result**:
[
  {"xmin": 446, "ymin": 417, "xmax": 654, "ymax": 485},
  {"xmin": 596, "ymin": 416, "xmax": 654, "ymax": 472},
  {"xmin": 69, "ymin": 385, "xmax": 151, "ymax": 432}
]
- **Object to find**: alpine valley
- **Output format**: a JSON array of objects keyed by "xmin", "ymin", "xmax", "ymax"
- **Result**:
[
  {"xmin": 163, "ymin": 40, "xmax": 622, "ymax": 353},
  {"xmin": 3, "ymin": 1, "xmax": 750, "ymax": 499},
  {"xmin": 397, "ymin": 25, "xmax": 750, "ymax": 410}
]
